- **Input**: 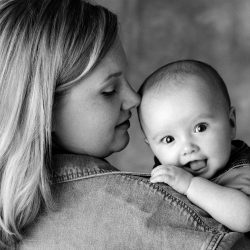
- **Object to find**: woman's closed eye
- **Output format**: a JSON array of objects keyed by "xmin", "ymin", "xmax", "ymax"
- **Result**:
[
  {"xmin": 101, "ymin": 79, "xmax": 120, "ymax": 97},
  {"xmin": 102, "ymin": 84, "xmax": 118, "ymax": 97},
  {"xmin": 102, "ymin": 89, "xmax": 116, "ymax": 96},
  {"xmin": 194, "ymin": 123, "xmax": 208, "ymax": 133},
  {"xmin": 161, "ymin": 135, "xmax": 175, "ymax": 144}
]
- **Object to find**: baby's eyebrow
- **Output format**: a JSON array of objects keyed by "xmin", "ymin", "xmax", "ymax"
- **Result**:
[
  {"xmin": 152, "ymin": 132, "xmax": 170, "ymax": 141},
  {"xmin": 194, "ymin": 113, "xmax": 215, "ymax": 120}
]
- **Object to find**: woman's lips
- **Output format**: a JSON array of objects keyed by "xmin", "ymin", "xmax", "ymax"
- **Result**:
[{"xmin": 116, "ymin": 119, "xmax": 130, "ymax": 130}]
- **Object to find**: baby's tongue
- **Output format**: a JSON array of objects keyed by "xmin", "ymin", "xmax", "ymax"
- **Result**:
[{"xmin": 189, "ymin": 160, "xmax": 206, "ymax": 170}]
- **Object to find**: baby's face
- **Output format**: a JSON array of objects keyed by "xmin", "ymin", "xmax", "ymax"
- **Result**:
[{"xmin": 140, "ymin": 74, "xmax": 236, "ymax": 179}]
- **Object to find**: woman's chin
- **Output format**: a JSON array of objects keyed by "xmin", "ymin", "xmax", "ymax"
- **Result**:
[
  {"xmin": 106, "ymin": 131, "xmax": 130, "ymax": 157},
  {"xmin": 55, "ymin": 131, "xmax": 131, "ymax": 158}
]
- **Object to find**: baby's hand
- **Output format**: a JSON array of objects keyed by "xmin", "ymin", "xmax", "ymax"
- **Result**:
[{"xmin": 150, "ymin": 165, "xmax": 193, "ymax": 195}]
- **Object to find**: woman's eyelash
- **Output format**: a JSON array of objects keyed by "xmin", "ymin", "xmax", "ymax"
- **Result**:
[
  {"xmin": 102, "ymin": 89, "xmax": 116, "ymax": 96},
  {"xmin": 102, "ymin": 81, "xmax": 120, "ymax": 97}
]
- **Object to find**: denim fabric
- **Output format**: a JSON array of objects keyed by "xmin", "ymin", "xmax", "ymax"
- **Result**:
[
  {"xmin": 212, "ymin": 140, "xmax": 250, "ymax": 196},
  {"xmin": 16, "ymin": 154, "xmax": 250, "ymax": 250}
]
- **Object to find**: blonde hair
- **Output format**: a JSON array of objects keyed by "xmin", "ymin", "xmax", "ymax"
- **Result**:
[{"xmin": 0, "ymin": 0, "xmax": 117, "ymax": 246}]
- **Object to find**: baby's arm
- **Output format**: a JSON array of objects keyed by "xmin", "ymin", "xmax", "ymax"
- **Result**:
[
  {"xmin": 187, "ymin": 177, "xmax": 250, "ymax": 232},
  {"xmin": 150, "ymin": 165, "xmax": 250, "ymax": 232}
]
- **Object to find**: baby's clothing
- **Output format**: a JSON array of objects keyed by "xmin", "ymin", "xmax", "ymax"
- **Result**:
[
  {"xmin": 212, "ymin": 140, "xmax": 250, "ymax": 196},
  {"xmin": 153, "ymin": 140, "xmax": 250, "ymax": 196}
]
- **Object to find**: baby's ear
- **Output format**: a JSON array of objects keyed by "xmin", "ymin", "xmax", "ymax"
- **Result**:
[{"xmin": 229, "ymin": 106, "xmax": 236, "ymax": 139}]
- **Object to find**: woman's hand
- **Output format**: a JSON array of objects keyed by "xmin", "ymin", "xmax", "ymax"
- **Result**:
[{"xmin": 150, "ymin": 165, "xmax": 193, "ymax": 195}]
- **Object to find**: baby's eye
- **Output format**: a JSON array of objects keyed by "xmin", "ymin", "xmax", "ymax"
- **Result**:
[
  {"xmin": 161, "ymin": 136, "xmax": 174, "ymax": 144},
  {"xmin": 194, "ymin": 123, "xmax": 208, "ymax": 133}
]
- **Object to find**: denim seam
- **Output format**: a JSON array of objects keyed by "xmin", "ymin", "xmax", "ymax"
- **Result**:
[
  {"xmin": 53, "ymin": 170, "xmax": 223, "ymax": 233},
  {"xmin": 118, "ymin": 174, "xmax": 221, "ymax": 233},
  {"xmin": 52, "ymin": 171, "xmax": 151, "ymax": 184},
  {"xmin": 230, "ymin": 161, "xmax": 249, "ymax": 168},
  {"xmin": 231, "ymin": 159, "xmax": 249, "ymax": 166},
  {"xmin": 52, "ymin": 170, "xmax": 119, "ymax": 184},
  {"xmin": 206, "ymin": 232, "xmax": 225, "ymax": 250},
  {"xmin": 211, "ymin": 161, "xmax": 250, "ymax": 182}
]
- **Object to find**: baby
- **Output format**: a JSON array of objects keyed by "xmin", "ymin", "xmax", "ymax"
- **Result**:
[{"xmin": 138, "ymin": 60, "xmax": 250, "ymax": 232}]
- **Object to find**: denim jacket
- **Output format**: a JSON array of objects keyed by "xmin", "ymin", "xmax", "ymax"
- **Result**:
[{"xmin": 16, "ymin": 154, "xmax": 250, "ymax": 250}]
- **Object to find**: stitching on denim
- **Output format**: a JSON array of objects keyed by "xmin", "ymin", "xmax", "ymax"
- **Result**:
[
  {"xmin": 230, "ymin": 159, "xmax": 249, "ymax": 168},
  {"xmin": 53, "ymin": 169, "xmax": 223, "ymax": 233},
  {"xmin": 52, "ymin": 169, "xmax": 225, "ymax": 234},
  {"xmin": 52, "ymin": 166, "xmax": 151, "ymax": 183},
  {"xmin": 205, "ymin": 232, "xmax": 215, "ymax": 250},
  {"xmin": 119, "ymin": 174, "xmax": 222, "ymax": 233},
  {"xmin": 52, "ymin": 169, "xmax": 116, "ymax": 183},
  {"xmin": 211, "ymin": 160, "xmax": 250, "ymax": 182},
  {"xmin": 212, "ymin": 140, "xmax": 250, "ymax": 178},
  {"xmin": 208, "ymin": 232, "xmax": 227, "ymax": 250}
]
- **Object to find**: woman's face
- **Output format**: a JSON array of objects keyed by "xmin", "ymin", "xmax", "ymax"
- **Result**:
[{"xmin": 53, "ymin": 40, "xmax": 140, "ymax": 157}]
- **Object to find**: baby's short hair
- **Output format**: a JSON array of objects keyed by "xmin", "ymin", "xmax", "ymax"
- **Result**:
[{"xmin": 138, "ymin": 59, "xmax": 231, "ymax": 108}]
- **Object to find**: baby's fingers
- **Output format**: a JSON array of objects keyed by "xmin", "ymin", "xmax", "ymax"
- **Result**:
[
  {"xmin": 150, "ymin": 174, "xmax": 173, "ymax": 184},
  {"xmin": 151, "ymin": 165, "xmax": 172, "ymax": 176}
]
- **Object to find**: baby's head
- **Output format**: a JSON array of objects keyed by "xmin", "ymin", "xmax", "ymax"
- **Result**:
[{"xmin": 138, "ymin": 60, "xmax": 236, "ymax": 179}]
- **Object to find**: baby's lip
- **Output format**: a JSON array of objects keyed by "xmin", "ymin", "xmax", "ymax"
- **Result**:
[{"xmin": 184, "ymin": 159, "xmax": 207, "ymax": 173}]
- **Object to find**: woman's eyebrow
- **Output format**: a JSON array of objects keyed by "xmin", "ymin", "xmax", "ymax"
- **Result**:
[{"xmin": 103, "ymin": 71, "xmax": 122, "ymax": 83}]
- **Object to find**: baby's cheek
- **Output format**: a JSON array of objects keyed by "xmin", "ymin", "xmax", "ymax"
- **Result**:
[
  {"xmin": 213, "ymin": 144, "xmax": 231, "ymax": 165},
  {"xmin": 162, "ymin": 157, "xmax": 178, "ymax": 167}
]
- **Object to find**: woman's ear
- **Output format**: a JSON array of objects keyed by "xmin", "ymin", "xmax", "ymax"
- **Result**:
[{"xmin": 229, "ymin": 106, "xmax": 236, "ymax": 139}]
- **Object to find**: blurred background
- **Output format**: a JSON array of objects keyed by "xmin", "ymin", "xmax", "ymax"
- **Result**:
[{"xmin": 95, "ymin": 0, "xmax": 250, "ymax": 173}]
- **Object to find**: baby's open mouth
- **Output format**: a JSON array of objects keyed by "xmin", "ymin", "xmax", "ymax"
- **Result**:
[{"xmin": 184, "ymin": 159, "xmax": 207, "ymax": 173}]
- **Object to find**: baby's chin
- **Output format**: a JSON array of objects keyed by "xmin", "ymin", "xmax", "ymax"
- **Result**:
[{"xmin": 196, "ymin": 164, "xmax": 225, "ymax": 180}]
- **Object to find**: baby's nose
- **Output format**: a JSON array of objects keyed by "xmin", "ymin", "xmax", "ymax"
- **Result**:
[{"xmin": 182, "ymin": 143, "xmax": 199, "ymax": 156}]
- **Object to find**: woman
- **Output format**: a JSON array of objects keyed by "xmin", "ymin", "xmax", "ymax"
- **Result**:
[{"xmin": 0, "ymin": 0, "xmax": 248, "ymax": 249}]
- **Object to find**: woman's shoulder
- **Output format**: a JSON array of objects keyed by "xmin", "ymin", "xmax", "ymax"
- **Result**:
[
  {"xmin": 51, "ymin": 153, "xmax": 119, "ymax": 183},
  {"xmin": 17, "ymin": 154, "xmax": 249, "ymax": 250}
]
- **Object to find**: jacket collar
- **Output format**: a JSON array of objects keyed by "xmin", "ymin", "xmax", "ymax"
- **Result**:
[{"xmin": 51, "ymin": 154, "xmax": 119, "ymax": 184}]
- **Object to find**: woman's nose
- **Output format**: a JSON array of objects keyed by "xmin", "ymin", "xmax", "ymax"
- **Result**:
[{"xmin": 122, "ymin": 83, "xmax": 141, "ymax": 110}]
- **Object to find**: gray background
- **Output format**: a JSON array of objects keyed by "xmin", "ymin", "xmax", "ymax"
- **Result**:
[{"xmin": 95, "ymin": 0, "xmax": 250, "ymax": 173}]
